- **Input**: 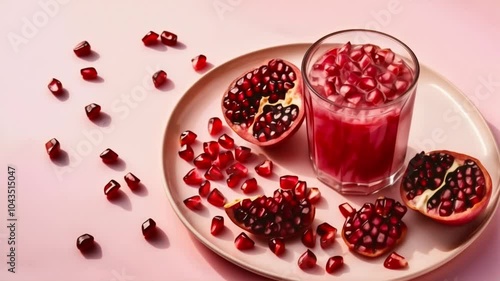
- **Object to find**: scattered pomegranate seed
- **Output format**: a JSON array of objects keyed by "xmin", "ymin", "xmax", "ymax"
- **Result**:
[
  {"xmin": 234, "ymin": 146, "xmax": 252, "ymax": 162},
  {"xmin": 339, "ymin": 202, "xmax": 356, "ymax": 218},
  {"xmin": 203, "ymin": 141, "xmax": 219, "ymax": 160},
  {"xmin": 48, "ymin": 78, "xmax": 63, "ymax": 95},
  {"xmin": 241, "ymin": 178, "xmax": 258, "ymax": 194},
  {"xmin": 384, "ymin": 252, "xmax": 408, "ymax": 270},
  {"xmin": 301, "ymin": 227, "xmax": 316, "ymax": 248},
  {"xmin": 268, "ymin": 237, "xmax": 285, "ymax": 256},
  {"xmin": 180, "ymin": 130, "xmax": 197, "ymax": 146},
  {"xmin": 226, "ymin": 162, "xmax": 248, "ymax": 177},
  {"xmin": 326, "ymin": 256, "xmax": 344, "ymax": 273},
  {"xmin": 208, "ymin": 117, "xmax": 223, "ymax": 136},
  {"xmin": 45, "ymin": 138, "xmax": 61, "ymax": 158},
  {"xmin": 141, "ymin": 218, "xmax": 157, "ymax": 239},
  {"xmin": 205, "ymin": 165, "xmax": 224, "ymax": 181},
  {"xmin": 85, "ymin": 103, "xmax": 101, "ymax": 120},
  {"xmin": 183, "ymin": 168, "xmax": 203, "ymax": 186},
  {"xmin": 152, "ymin": 70, "xmax": 167, "ymax": 88},
  {"xmin": 227, "ymin": 173, "xmax": 242, "ymax": 188},
  {"xmin": 294, "ymin": 181, "xmax": 308, "ymax": 200},
  {"xmin": 198, "ymin": 181, "xmax": 211, "ymax": 197},
  {"xmin": 213, "ymin": 151, "xmax": 234, "ymax": 169},
  {"xmin": 211, "ymin": 216, "xmax": 224, "ymax": 236},
  {"xmin": 280, "ymin": 175, "xmax": 299, "ymax": 190},
  {"xmin": 124, "ymin": 172, "xmax": 140, "ymax": 189},
  {"xmin": 255, "ymin": 160, "xmax": 273, "ymax": 177},
  {"xmin": 218, "ymin": 134, "xmax": 234, "ymax": 149},
  {"xmin": 100, "ymin": 148, "xmax": 118, "ymax": 164},
  {"xmin": 193, "ymin": 153, "xmax": 213, "ymax": 169},
  {"xmin": 183, "ymin": 195, "xmax": 202, "ymax": 210},
  {"xmin": 298, "ymin": 249, "xmax": 317, "ymax": 270},
  {"xmin": 104, "ymin": 179, "xmax": 121, "ymax": 198},
  {"xmin": 317, "ymin": 222, "xmax": 337, "ymax": 249},
  {"xmin": 73, "ymin": 41, "xmax": 91, "ymax": 57},
  {"xmin": 234, "ymin": 232, "xmax": 254, "ymax": 250},
  {"xmin": 178, "ymin": 144, "xmax": 195, "ymax": 162},
  {"xmin": 307, "ymin": 187, "xmax": 321, "ymax": 204},
  {"xmin": 207, "ymin": 188, "xmax": 226, "ymax": 207},
  {"xmin": 76, "ymin": 233, "xmax": 94, "ymax": 251},
  {"xmin": 192, "ymin": 54, "xmax": 207, "ymax": 71},
  {"xmin": 142, "ymin": 31, "xmax": 159, "ymax": 46},
  {"xmin": 160, "ymin": 31, "xmax": 177, "ymax": 46},
  {"xmin": 80, "ymin": 67, "xmax": 98, "ymax": 80}
]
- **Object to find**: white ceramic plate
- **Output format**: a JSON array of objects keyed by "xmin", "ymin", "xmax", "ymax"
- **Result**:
[{"xmin": 161, "ymin": 44, "xmax": 500, "ymax": 281}]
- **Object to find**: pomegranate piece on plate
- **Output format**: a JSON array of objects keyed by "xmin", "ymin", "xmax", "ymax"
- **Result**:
[
  {"xmin": 401, "ymin": 150, "xmax": 492, "ymax": 225},
  {"xmin": 80, "ymin": 67, "xmax": 98, "ymax": 80},
  {"xmin": 160, "ymin": 31, "xmax": 177, "ymax": 46},
  {"xmin": 183, "ymin": 195, "xmax": 203, "ymax": 210},
  {"xmin": 383, "ymin": 252, "xmax": 408, "ymax": 270},
  {"xmin": 301, "ymin": 227, "xmax": 316, "ymax": 248},
  {"xmin": 268, "ymin": 237, "xmax": 285, "ymax": 256},
  {"xmin": 339, "ymin": 202, "xmax": 356, "ymax": 218},
  {"xmin": 179, "ymin": 130, "xmax": 197, "ymax": 146},
  {"xmin": 297, "ymin": 249, "xmax": 317, "ymax": 270},
  {"xmin": 306, "ymin": 187, "xmax": 321, "ymax": 204},
  {"xmin": 76, "ymin": 233, "xmax": 94, "ymax": 252},
  {"xmin": 326, "ymin": 256, "xmax": 344, "ymax": 273},
  {"xmin": 198, "ymin": 180, "xmax": 211, "ymax": 197},
  {"xmin": 207, "ymin": 188, "xmax": 226, "ymax": 207},
  {"xmin": 280, "ymin": 175, "xmax": 299, "ymax": 190},
  {"xmin": 208, "ymin": 117, "xmax": 223, "ymax": 135},
  {"xmin": 192, "ymin": 54, "xmax": 207, "ymax": 71},
  {"xmin": 183, "ymin": 168, "xmax": 203, "ymax": 186},
  {"xmin": 218, "ymin": 134, "xmax": 234, "ymax": 149},
  {"xmin": 178, "ymin": 144, "xmax": 194, "ymax": 162},
  {"xmin": 73, "ymin": 41, "xmax": 91, "ymax": 57},
  {"xmin": 142, "ymin": 31, "xmax": 159, "ymax": 46},
  {"xmin": 211, "ymin": 216, "xmax": 224, "ymax": 236},
  {"xmin": 141, "ymin": 218, "xmax": 157, "ymax": 238},
  {"xmin": 241, "ymin": 178, "xmax": 258, "ymax": 194},
  {"xmin": 45, "ymin": 138, "xmax": 61, "ymax": 158},
  {"xmin": 234, "ymin": 146, "xmax": 252, "ymax": 162},
  {"xmin": 48, "ymin": 78, "xmax": 63, "ymax": 95},
  {"xmin": 317, "ymin": 222, "xmax": 337, "ymax": 249},
  {"xmin": 234, "ymin": 232, "xmax": 254, "ymax": 250},
  {"xmin": 255, "ymin": 160, "xmax": 273, "ymax": 177}
]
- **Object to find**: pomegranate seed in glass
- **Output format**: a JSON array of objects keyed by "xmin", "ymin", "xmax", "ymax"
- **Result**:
[{"xmin": 302, "ymin": 29, "xmax": 420, "ymax": 195}]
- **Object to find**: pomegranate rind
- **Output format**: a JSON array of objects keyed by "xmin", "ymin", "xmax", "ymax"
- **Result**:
[{"xmin": 400, "ymin": 150, "xmax": 492, "ymax": 226}]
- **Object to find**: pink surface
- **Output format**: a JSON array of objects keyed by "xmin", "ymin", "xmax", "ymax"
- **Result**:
[{"xmin": 0, "ymin": 0, "xmax": 499, "ymax": 280}]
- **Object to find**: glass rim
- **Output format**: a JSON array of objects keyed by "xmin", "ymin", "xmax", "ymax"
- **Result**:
[{"xmin": 301, "ymin": 29, "xmax": 421, "ymax": 109}]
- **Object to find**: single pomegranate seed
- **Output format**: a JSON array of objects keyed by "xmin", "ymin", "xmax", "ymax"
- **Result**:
[
  {"xmin": 307, "ymin": 187, "xmax": 321, "ymax": 204},
  {"xmin": 280, "ymin": 175, "xmax": 299, "ymax": 190},
  {"xmin": 255, "ymin": 160, "xmax": 273, "ymax": 177},
  {"xmin": 104, "ymin": 179, "xmax": 121, "ymax": 198},
  {"xmin": 141, "ymin": 218, "xmax": 157, "ymax": 239},
  {"xmin": 294, "ymin": 181, "xmax": 308, "ymax": 200},
  {"xmin": 226, "ymin": 162, "xmax": 248, "ymax": 177},
  {"xmin": 268, "ymin": 237, "xmax": 285, "ymax": 256},
  {"xmin": 45, "ymin": 138, "xmax": 61, "ymax": 158},
  {"xmin": 124, "ymin": 172, "xmax": 140, "ymax": 189},
  {"xmin": 326, "ymin": 256, "xmax": 344, "ymax": 273},
  {"xmin": 203, "ymin": 141, "xmax": 219, "ymax": 159},
  {"xmin": 298, "ymin": 249, "xmax": 317, "ymax": 270},
  {"xmin": 205, "ymin": 165, "xmax": 224, "ymax": 181},
  {"xmin": 73, "ymin": 41, "xmax": 91, "ymax": 57},
  {"xmin": 211, "ymin": 216, "xmax": 224, "ymax": 236},
  {"xmin": 76, "ymin": 233, "xmax": 94, "ymax": 252},
  {"xmin": 178, "ymin": 144, "xmax": 194, "ymax": 161},
  {"xmin": 193, "ymin": 153, "xmax": 213, "ymax": 169},
  {"xmin": 235, "ymin": 146, "xmax": 252, "ymax": 162},
  {"xmin": 213, "ymin": 151, "xmax": 234, "ymax": 169},
  {"xmin": 142, "ymin": 31, "xmax": 159, "ymax": 46},
  {"xmin": 100, "ymin": 148, "xmax": 118, "ymax": 164},
  {"xmin": 180, "ymin": 130, "xmax": 197, "ymax": 146},
  {"xmin": 384, "ymin": 252, "xmax": 408, "ymax": 270},
  {"xmin": 85, "ymin": 103, "xmax": 101, "ymax": 120},
  {"xmin": 152, "ymin": 70, "xmax": 167, "ymax": 88},
  {"xmin": 218, "ymin": 134, "xmax": 234, "ymax": 149},
  {"xmin": 227, "ymin": 173, "xmax": 242, "ymax": 188},
  {"xmin": 183, "ymin": 168, "xmax": 203, "ymax": 186},
  {"xmin": 207, "ymin": 188, "xmax": 226, "ymax": 207},
  {"xmin": 48, "ymin": 78, "xmax": 63, "ymax": 95},
  {"xmin": 80, "ymin": 67, "xmax": 98, "ymax": 80},
  {"xmin": 234, "ymin": 232, "xmax": 254, "ymax": 250},
  {"xmin": 160, "ymin": 31, "xmax": 177, "ymax": 46},
  {"xmin": 317, "ymin": 222, "xmax": 337, "ymax": 248},
  {"xmin": 241, "ymin": 178, "xmax": 258, "ymax": 194},
  {"xmin": 192, "ymin": 54, "xmax": 207, "ymax": 71},
  {"xmin": 208, "ymin": 117, "xmax": 223, "ymax": 135},
  {"xmin": 301, "ymin": 227, "xmax": 316, "ymax": 248},
  {"xmin": 198, "ymin": 181, "xmax": 211, "ymax": 197},
  {"xmin": 339, "ymin": 202, "xmax": 356, "ymax": 218},
  {"xmin": 183, "ymin": 195, "xmax": 202, "ymax": 210}
]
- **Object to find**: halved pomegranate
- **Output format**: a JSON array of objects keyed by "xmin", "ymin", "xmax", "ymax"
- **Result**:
[
  {"xmin": 221, "ymin": 59, "xmax": 304, "ymax": 147},
  {"xmin": 401, "ymin": 150, "xmax": 492, "ymax": 225}
]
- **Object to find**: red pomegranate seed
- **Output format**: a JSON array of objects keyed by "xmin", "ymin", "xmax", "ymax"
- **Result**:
[
  {"xmin": 192, "ymin": 54, "xmax": 207, "ymax": 71},
  {"xmin": 384, "ymin": 252, "xmax": 408, "ymax": 270},
  {"xmin": 235, "ymin": 146, "xmax": 252, "ymax": 162},
  {"xmin": 218, "ymin": 134, "xmax": 234, "ymax": 149},
  {"xmin": 307, "ymin": 187, "xmax": 321, "ymax": 204},
  {"xmin": 255, "ymin": 160, "xmax": 273, "ymax": 177},
  {"xmin": 183, "ymin": 195, "xmax": 202, "ymax": 210},
  {"xmin": 100, "ymin": 148, "xmax": 118, "ymax": 164},
  {"xmin": 234, "ymin": 232, "xmax": 254, "ymax": 250},
  {"xmin": 339, "ymin": 202, "xmax": 356, "ymax": 218},
  {"xmin": 142, "ymin": 31, "xmax": 159, "ymax": 46},
  {"xmin": 268, "ymin": 237, "xmax": 285, "ymax": 256},
  {"xmin": 205, "ymin": 165, "xmax": 224, "ymax": 181},
  {"xmin": 76, "ymin": 233, "xmax": 94, "ymax": 251},
  {"xmin": 80, "ymin": 67, "xmax": 98, "ymax": 80},
  {"xmin": 226, "ymin": 162, "xmax": 248, "ymax": 177},
  {"xmin": 326, "ymin": 256, "xmax": 344, "ymax": 273},
  {"xmin": 241, "ymin": 178, "xmax": 258, "ymax": 194},
  {"xmin": 294, "ymin": 181, "xmax": 308, "ymax": 200},
  {"xmin": 211, "ymin": 216, "xmax": 224, "ymax": 236},
  {"xmin": 73, "ymin": 41, "xmax": 91, "ymax": 57},
  {"xmin": 160, "ymin": 31, "xmax": 177, "ymax": 46},
  {"xmin": 203, "ymin": 141, "xmax": 219, "ymax": 160},
  {"xmin": 178, "ymin": 144, "xmax": 194, "ymax": 162},
  {"xmin": 298, "ymin": 249, "xmax": 317, "ymax": 270},
  {"xmin": 183, "ymin": 168, "xmax": 203, "ymax": 186},
  {"xmin": 141, "ymin": 218, "xmax": 157, "ymax": 238},
  {"xmin": 85, "ymin": 103, "xmax": 101, "ymax": 120},
  {"xmin": 124, "ymin": 172, "xmax": 140, "ymax": 189},
  {"xmin": 45, "ymin": 138, "xmax": 61, "ymax": 158},
  {"xmin": 213, "ymin": 151, "xmax": 234, "ymax": 169},
  {"xmin": 317, "ymin": 222, "xmax": 337, "ymax": 249},
  {"xmin": 180, "ymin": 130, "xmax": 197, "ymax": 146},
  {"xmin": 280, "ymin": 175, "xmax": 299, "ymax": 190},
  {"xmin": 227, "ymin": 173, "xmax": 242, "ymax": 188},
  {"xmin": 193, "ymin": 153, "xmax": 213, "ymax": 169},
  {"xmin": 104, "ymin": 180, "xmax": 121, "ymax": 198},
  {"xmin": 152, "ymin": 70, "xmax": 167, "ymax": 88},
  {"xmin": 207, "ymin": 188, "xmax": 226, "ymax": 207},
  {"xmin": 48, "ymin": 78, "xmax": 63, "ymax": 95},
  {"xmin": 198, "ymin": 181, "xmax": 211, "ymax": 197},
  {"xmin": 301, "ymin": 227, "xmax": 316, "ymax": 248},
  {"xmin": 208, "ymin": 117, "xmax": 223, "ymax": 136}
]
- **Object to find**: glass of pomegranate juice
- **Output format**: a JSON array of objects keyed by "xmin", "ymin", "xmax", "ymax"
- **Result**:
[{"xmin": 302, "ymin": 29, "xmax": 420, "ymax": 195}]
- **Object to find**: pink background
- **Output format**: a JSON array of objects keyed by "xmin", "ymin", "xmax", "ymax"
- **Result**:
[{"xmin": 1, "ymin": 0, "xmax": 499, "ymax": 280}]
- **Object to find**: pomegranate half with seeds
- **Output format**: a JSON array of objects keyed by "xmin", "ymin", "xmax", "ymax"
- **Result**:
[
  {"xmin": 401, "ymin": 150, "xmax": 492, "ymax": 226},
  {"xmin": 221, "ymin": 59, "xmax": 304, "ymax": 146}
]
